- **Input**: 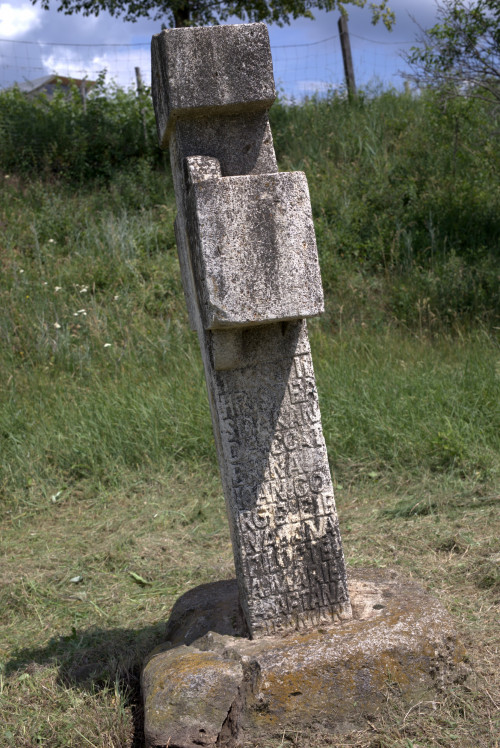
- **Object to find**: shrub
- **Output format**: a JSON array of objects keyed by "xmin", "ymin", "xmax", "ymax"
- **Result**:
[{"xmin": 0, "ymin": 73, "xmax": 164, "ymax": 180}]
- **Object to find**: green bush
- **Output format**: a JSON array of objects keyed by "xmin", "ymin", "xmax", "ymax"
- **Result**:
[
  {"xmin": 390, "ymin": 252, "xmax": 500, "ymax": 328},
  {"xmin": 270, "ymin": 89, "xmax": 500, "ymax": 326},
  {"xmin": 1, "ymin": 81, "xmax": 499, "ymax": 325},
  {"xmin": 0, "ymin": 74, "xmax": 164, "ymax": 180}
]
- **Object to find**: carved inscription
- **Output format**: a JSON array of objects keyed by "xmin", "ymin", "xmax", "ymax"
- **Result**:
[{"xmin": 215, "ymin": 325, "xmax": 350, "ymax": 635}]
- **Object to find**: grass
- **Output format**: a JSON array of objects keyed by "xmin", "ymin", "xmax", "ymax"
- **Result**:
[
  {"xmin": 271, "ymin": 90, "xmax": 500, "ymax": 329},
  {"xmin": 0, "ymin": 88, "xmax": 499, "ymax": 746}
]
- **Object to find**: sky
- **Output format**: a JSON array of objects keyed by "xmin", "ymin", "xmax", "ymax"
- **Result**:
[{"xmin": 0, "ymin": 1, "xmax": 440, "ymax": 95}]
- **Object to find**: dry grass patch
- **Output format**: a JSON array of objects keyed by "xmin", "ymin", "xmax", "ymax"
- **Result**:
[
  {"xmin": 0, "ymin": 464, "xmax": 234, "ymax": 747},
  {"xmin": 2, "ymin": 470, "xmax": 498, "ymax": 747}
]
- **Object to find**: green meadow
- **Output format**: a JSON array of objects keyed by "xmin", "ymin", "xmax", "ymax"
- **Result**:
[{"xmin": 0, "ymin": 83, "xmax": 498, "ymax": 746}]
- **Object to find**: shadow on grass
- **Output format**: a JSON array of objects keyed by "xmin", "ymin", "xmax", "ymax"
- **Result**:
[
  {"xmin": 4, "ymin": 622, "xmax": 169, "ymax": 748},
  {"xmin": 4, "ymin": 580, "xmax": 246, "ymax": 747}
]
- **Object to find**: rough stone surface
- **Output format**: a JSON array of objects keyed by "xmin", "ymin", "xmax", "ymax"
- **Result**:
[
  {"xmin": 142, "ymin": 568, "xmax": 467, "ymax": 748},
  {"xmin": 151, "ymin": 23, "xmax": 276, "ymax": 147},
  {"xmin": 142, "ymin": 646, "xmax": 243, "ymax": 748},
  {"xmin": 164, "ymin": 579, "xmax": 248, "ymax": 647},
  {"xmin": 185, "ymin": 160, "xmax": 324, "ymax": 329},
  {"xmin": 151, "ymin": 22, "xmax": 351, "ymax": 639},
  {"xmin": 211, "ymin": 318, "xmax": 351, "ymax": 636}
]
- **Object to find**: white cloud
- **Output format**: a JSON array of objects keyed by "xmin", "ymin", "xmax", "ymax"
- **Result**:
[
  {"xmin": 41, "ymin": 46, "xmax": 151, "ymax": 88},
  {"xmin": 42, "ymin": 50, "xmax": 91, "ymax": 80},
  {"xmin": 297, "ymin": 80, "xmax": 337, "ymax": 93},
  {"xmin": 0, "ymin": 2, "xmax": 41, "ymax": 38}
]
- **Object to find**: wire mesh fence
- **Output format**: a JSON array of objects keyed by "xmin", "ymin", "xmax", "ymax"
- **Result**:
[
  {"xmin": 272, "ymin": 33, "xmax": 413, "ymax": 97},
  {"xmin": 0, "ymin": 32, "xmax": 415, "ymax": 99}
]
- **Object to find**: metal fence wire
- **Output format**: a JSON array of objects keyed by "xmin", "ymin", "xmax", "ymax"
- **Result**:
[{"xmin": 0, "ymin": 33, "xmax": 414, "ymax": 99}]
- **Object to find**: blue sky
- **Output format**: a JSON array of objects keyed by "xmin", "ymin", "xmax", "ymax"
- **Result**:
[{"xmin": 0, "ymin": 1, "xmax": 439, "ymax": 94}]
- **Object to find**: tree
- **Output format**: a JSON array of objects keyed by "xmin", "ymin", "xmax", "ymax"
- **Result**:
[
  {"xmin": 405, "ymin": 0, "xmax": 500, "ymax": 102},
  {"xmin": 32, "ymin": 0, "xmax": 394, "ymax": 31}
]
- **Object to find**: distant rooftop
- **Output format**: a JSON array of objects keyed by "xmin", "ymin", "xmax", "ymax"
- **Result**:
[{"xmin": 10, "ymin": 74, "xmax": 96, "ymax": 97}]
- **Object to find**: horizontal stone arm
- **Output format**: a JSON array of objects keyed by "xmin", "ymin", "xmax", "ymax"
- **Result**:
[{"xmin": 184, "ymin": 155, "xmax": 324, "ymax": 331}]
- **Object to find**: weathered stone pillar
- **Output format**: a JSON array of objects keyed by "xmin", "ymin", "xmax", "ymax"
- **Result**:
[
  {"xmin": 142, "ymin": 23, "xmax": 466, "ymax": 748},
  {"xmin": 151, "ymin": 22, "xmax": 351, "ymax": 638}
]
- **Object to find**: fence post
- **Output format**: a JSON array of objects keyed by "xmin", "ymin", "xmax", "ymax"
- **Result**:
[
  {"xmin": 135, "ymin": 66, "xmax": 148, "ymax": 149},
  {"xmin": 338, "ymin": 14, "xmax": 357, "ymax": 98},
  {"xmin": 80, "ymin": 78, "xmax": 87, "ymax": 114},
  {"xmin": 135, "ymin": 66, "xmax": 144, "ymax": 94}
]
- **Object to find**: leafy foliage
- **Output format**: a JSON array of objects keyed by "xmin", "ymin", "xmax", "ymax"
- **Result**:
[
  {"xmin": 0, "ymin": 74, "xmax": 163, "ymax": 180},
  {"xmin": 406, "ymin": 0, "xmax": 500, "ymax": 102},
  {"xmin": 1, "ymin": 82, "xmax": 499, "ymax": 325},
  {"xmin": 32, "ymin": 0, "xmax": 395, "ymax": 29}
]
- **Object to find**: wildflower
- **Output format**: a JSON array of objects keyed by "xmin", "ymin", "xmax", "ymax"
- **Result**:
[
  {"xmin": 4, "ymin": 174, "xmax": 10, "ymax": 179},
  {"xmin": 73, "ymin": 309, "xmax": 87, "ymax": 317},
  {"xmin": 48, "ymin": 239, "xmax": 56, "ymax": 244},
  {"xmin": 19, "ymin": 269, "xmax": 24, "ymax": 274},
  {"xmin": 103, "ymin": 343, "xmax": 112, "ymax": 348},
  {"xmin": 80, "ymin": 286, "xmax": 88, "ymax": 293},
  {"xmin": 54, "ymin": 286, "xmax": 62, "ymax": 292},
  {"xmin": 113, "ymin": 295, "xmax": 120, "ymax": 301},
  {"xmin": 54, "ymin": 322, "xmax": 61, "ymax": 329}
]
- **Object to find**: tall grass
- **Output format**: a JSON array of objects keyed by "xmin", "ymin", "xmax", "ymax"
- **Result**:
[
  {"xmin": 271, "ymin": 90, "xmax": 500, "ymax": 327},
  {"xmin": 1, "ymin": 83, "xmax": 499, "ymax": 496},
  {"xmin": 1, "ymin": 81, "xmax": 498, "ymax": 322},
  {"xmin": 312, "ymin": 323, "xmax": 499, "ymax": 481},
  {"xmin": 1, "ymin": 168, "xmax": 499, "ymax": 507},
  {"xmin": 0, "ymin": 85, "xmax": 499, "ymax": 748},
  {"xmin": 0, "ymin": 167, "xmax": 215, "ymax": 506}
]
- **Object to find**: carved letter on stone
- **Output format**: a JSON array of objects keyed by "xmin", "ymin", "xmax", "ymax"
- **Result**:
[{"xmin": 151, "ymin": 22, "xmax": 351, "ymax": 637}]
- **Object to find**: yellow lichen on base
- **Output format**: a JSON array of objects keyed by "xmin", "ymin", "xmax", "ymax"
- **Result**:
[{"xmin": 142, "ymin": 568, "xmax": 467, "ymax": 748}]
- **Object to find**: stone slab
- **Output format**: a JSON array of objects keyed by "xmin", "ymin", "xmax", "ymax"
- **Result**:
[
  {"xmin": 142, "ymin": 568, "xmax": 467, "ymax": 748},
  {"xmin": 151, "ymin": 23, "xmax": 276, "ymax": 148},
  {"xmin": 185, "ymin": 160, "xmax": 324, "ymax": 330},
  {"xmin": 209, "ymin": 319, "xmax": 351, "ymax": 637},
  {"xmin": 143, "ymin": 648, "xmax": 242, "ymax": 748}
]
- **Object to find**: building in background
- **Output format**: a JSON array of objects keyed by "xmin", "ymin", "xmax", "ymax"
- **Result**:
[{"xmin": 9, "ymin": 73, "xmax": 95, "ymax": 98}]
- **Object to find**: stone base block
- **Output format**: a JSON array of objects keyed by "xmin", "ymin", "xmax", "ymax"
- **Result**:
[{"xmin": 141, "ymin": 568, "xmax": 466, "ymax": 748}]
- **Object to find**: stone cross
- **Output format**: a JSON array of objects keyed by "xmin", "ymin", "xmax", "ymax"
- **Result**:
[{"xmin": 151, "ymin": 22, "xmax": 351, "ymax": 638}]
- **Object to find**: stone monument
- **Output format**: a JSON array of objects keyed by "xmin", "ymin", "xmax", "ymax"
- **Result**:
[
  {"xmin": 142, "ymin": 23, "xmax": 466, "ymax": 748},
  {"xmin": 152, "ymin": 21, "xmax": 350, "ymax": 640}
]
